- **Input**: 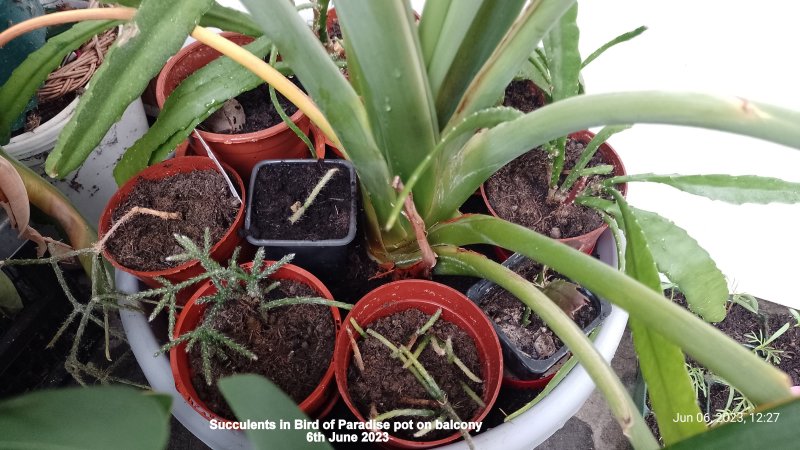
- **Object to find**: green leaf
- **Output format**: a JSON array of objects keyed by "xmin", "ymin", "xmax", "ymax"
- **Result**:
[
  {"xmin": 427, "ymin": 214, "xmax": 794, "ymax": 407},
  {"xmin": 606, "ymin": 173, "xmax": 800, "ymax": 204},
  {"xmin": 666, "ymin": 398, "xmax": 800, "ymax": 450},
  {"xmin": 610, "ymin": 189, "xmax": 706, "ymax": 444},
  {"xmin": 429, "ymin": 91, "xmax": 800, "ymax": 224},
  {"xmin": 0, "ymin": 270, "xmax": 23, "ymax": 317},
  {"xmin": 516, "ymin": 54, "xmax": 552, "ymax": 95},
  {"xmin": 201, "ymin": 2, "xmax": 262, "ymax": 37},
  {"xmin": 449, "ymin": 0, "xmax": 577, "ymax": 126},
  {"xmin": 112, "ymin": 36, "xmax": 273, "ymax": 185},
  {"xmin": 334, "ymin": 0, "xmax": 439, "ymax": 213},
  {"xmin": 0, "ymin": 20, "xmax": 121, "ymax": 145},
  {"xmin": 543, "ymin": 4, "xmax": 581, "ymax": 103},
  {"xmin": 219, "ymin": 375, "xmax": 332, "ymax": 450},
  {"xmin": 432, "ymin": 0, "xmax": 527, "ymax": 125},
  {"xmin": 582, "ymin": 26, "xmax": 647, "ymax": 68},
  {"xmin": 46, "ymin": 0, "xmax": 216, "ymax": 178},
  {"xmin": 559, "ymin": 124, "xmax": 630, "ymax": 193},
  {"xmin": 418, "ymin": 0, "xmax": 454, "ymax": 67},
  {"xmin": 0, "ymin": 386, "xmax": 171, "ymax": 450},
  {"xmin": 631, "ymin": 207, "xmax": 728, "ymax": 322}
]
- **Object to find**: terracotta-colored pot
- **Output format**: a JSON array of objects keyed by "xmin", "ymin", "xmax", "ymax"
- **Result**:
[
  {"xmin": 98, "ymin": 157, "xmax": 245, "ymax": 294},
  {"xmin": 334, "ymin": 280, "xmax": 503, "ymax": 449},
  {"xmin": 170, "ymin": 261, "xmax": 342, "ymax": 422},
  {"xmin": 155, "ymin": 32, "xmax": 315, "ymax": 182},
  {"xmin": 502, "ymin": 369, "xmax": 555, "ymax": 390},
  {"xmin": 310, "ymin": 123, "xmax": 344, "ymax": 159},
  {"xmin": 481, "ymin": 130, "xmax": 627, "ymax": 259}
]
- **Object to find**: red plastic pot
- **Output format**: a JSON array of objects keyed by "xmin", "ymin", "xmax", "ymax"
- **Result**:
[
  {"xmin": 502, "ymin": 368, "xmax": 555, "ymax": 390},
  {"xmin": 98, "ymin": 157, "xmax": 245, "ymax": 296},
  {"xmin": 481, "ymin": 130, "xmax": 627, "ymax": 259},
  {"xmin": 156, "ymin": 32, "xmax": 319, "ymax": 182},
  {"xmin": 170, "ymin": 261, "xmax": 342, "ymax": 422},
  {"xmin": 334, "ymin": 280, "xmax": 503, "ymax": 449}
]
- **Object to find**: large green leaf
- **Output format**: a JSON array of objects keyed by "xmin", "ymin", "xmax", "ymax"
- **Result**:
[
  {"xmin": 667, "ymin": 398, "xmax": 800, "ymax": 449},
  {"xmin": 46, "ymin": 0, "xmax": 216, "ymax": 178},
  {"xmin": 447, "ymin": 0, "xmax": 576, "ymax": 127},
  {"xmin": 418, "ymin": 0, "xmax": 457, "ymax": 68},
  {"xmin": 219, "ymin": 375, "xmax": 331, "ymax": 450},
  {"xmin": 0, "ymin": 20, "xmax": 121, "ymax": 145},
  {"xmin": 0, "ymin": 270, "xmax": 23, "ymax": 317},
  {"xmin": 607, "ymin": 173, "xmax": 800, "ymax": 204},
  {"xmin": 610, "ymin": 189, "xmax": 706, "ymax": 445},
  {"xmin": 334, "ymin": 0, "xmax": 439, "ymax": 214},
  {"xmin": 427, "ymin": 214, "xmax": 794, "ymax": 405},
  {"xmin": 543, "ymin": 4, "xmax": 580, "ymax": 103},
  {"xmin": 112, "ymin": 36, "xmax": 273, "ymax": 185},
  {"xmin": 239, "ymin": 0, "xmax": 403, "ymax": 242},
  {"xmin": 432, "ymin": 0, "xmax": 526, "ymax": 125},
  {"xmin": 0, "ymin": 386, "xmax": 171, "ymax": 450},
  {"xmin": 429, "ymin": 91, "xmax": 800, "ymax": 224},
  {"xmin": 581, "ymin": 197, "xmax": 729, "ymax": 323}
]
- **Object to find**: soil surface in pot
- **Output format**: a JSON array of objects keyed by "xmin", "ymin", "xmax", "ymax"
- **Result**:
[
  {"xmin": 105, "ymin": 169, "xmax": 239, "ymax": 272},
  {"xmin": 503, "ymin": 79, "xmax": 547, "ymax": 113},
  {"xmin": 347, "ymin": 309, "xmax": 483, "ymax": 441},
  {"xmin": 769, "ymin": 311, "xmax": 800, "ymax": 385},
  {"xmin": 484, "ymin": 137, "xmax": 611, "ymax": 239},
  {"xmin": 199, "ymin": 79, "xmax": 300, "ymax": 135},
  {"xmin": 250, "ymin": 160, "xmax": 352, "ymax": 241},
  {"xmin": 479, "ymin": 259, "xmax": 597, "ymax": 359},
  {"xmin": 190, "ymin": 280, "xmax": 335, "ymax": 419}
]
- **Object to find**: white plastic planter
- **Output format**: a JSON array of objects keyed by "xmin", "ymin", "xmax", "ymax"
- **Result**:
[
  {"xmin": 5, "ymin": 97, "xmax": 149, "ymax": 225},
  {"xmin": 119, "ymin": 230, "xmax": 628, "ymax": 450}
]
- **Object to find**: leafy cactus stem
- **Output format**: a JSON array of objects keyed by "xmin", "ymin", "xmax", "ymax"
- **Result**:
[{"xmin": 288, "ymin": 167, "xmax": 339, "ymax": 224}]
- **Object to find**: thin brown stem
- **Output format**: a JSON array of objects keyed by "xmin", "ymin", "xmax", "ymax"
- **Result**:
[
  {"xmin": 94, "ymin": 206, "xmax": 180, "ymax": 252},
  {"xmin": 392, "ymin": 176, "xmax": 436, "ymax": 275}
]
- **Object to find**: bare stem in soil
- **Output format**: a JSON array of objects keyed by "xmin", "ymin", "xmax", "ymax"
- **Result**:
[
  {"xmin": 289, "ymin": 168, "xmax": 339, "ymax": 224},
  {"xmin": 392, "ymin": 176, "xmax": 436, "ymax": 275},
  {"xmin": 94, "ymin": 206, "xmax": 181, "ymax": 252}
]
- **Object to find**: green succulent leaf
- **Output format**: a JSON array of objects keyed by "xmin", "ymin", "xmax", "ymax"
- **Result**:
[
  {"xmin": 47, "ymin": 0, "xmax": 216, "ymax": 179},
  {"xmin": 0, "ymin": 270, "xmax": 23, "ymax": 317},
  {"xmin": 609, "ymin": 189, "xmax": 706, "ymax": 444},
  {"xmin": 543, "ymin": 4, "xmax": 581, "ymax": 103},
  {"xmin": 112, "ymin": 36, "xmax": 273, "ymax": 185},
  {"xmin": 219, "ymin": 374, "xmax": 332, "ymax": 450},
  {"xmin": 0, "ymin": 386, "xmax": 171, "ymax": 450},
  {"xmin": 582, "ymin": 25, "xmax": 647, "ymax": 68},
  {"xmin": 606, "ymin": 173, "xmax": 800, "ymax": 204},
  {"xmin": 0, "ymin": 20, "xmax": 121, "ymax": 145}
]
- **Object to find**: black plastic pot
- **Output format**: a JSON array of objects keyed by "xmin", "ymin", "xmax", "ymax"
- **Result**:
[
  {"xmin": 245, "ymin": 159, "xmax": 357, "ymax": 273},
  {"xmin": 466, "ymin": 253, "xmax": 611, "ymax": 379}
]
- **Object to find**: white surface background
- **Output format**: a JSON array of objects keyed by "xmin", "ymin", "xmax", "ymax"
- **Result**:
[{"xmin": 220, "ymin": 0, "xmax": 800, "ymax": 308}]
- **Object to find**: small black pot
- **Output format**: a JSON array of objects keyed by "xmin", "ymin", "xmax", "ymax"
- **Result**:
[
  {"xmin": 466, "ymin": 253, "xmax": 611, "ymax": 379},
  {"xmin": 245, "ymin": 159, "xmax": 357, "ymax": 273}
]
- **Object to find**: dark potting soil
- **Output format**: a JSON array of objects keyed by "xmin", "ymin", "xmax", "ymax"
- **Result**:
[
  {"xmin": 11, "ymin": 92, "xmax": 78, "ymax": 137},
  {"xmin": 190, "ymin": 280, "xmax": 335, "ymax": 420},
  {"xmin": 200, "ymin": 81, "xmax": 300, "ymax": 135},
  {"xmin": 105, "ymin": 169, "xmax": 239, "ymax": 272},
  {"xmin": 713, "ymin": 303, "xmax": 763, "ymax": 345},
  {"xmin": 484, "ymin": 138, "xmax": 610, "ymax": 239},
  {"xmin": 769, "ymin": 311, "xmax": 800, "ymax": 385},
  {"xmin": 329, "ymin": 19, "xmax": 342, "ymax": 40},
  {"xmin": 503, "ymin": 79, "xmax": 547, "ymax": 113},
  {"xmin": 250, "ymin": 161, "xmax": 352, "ymax": 241},
  {"xmin": 478, "ymin": 259, "xmax": 597, "ymax": 359},
  {"xmin": 347, "ymin": 309, "xmax": 484, "ymax": 441}
]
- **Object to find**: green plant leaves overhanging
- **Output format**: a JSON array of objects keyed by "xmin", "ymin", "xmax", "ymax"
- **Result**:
[
  {"xmin": 607, "ymin": 173, "xmax": 800, "ymax": 204},
  {"xmin": 220, "ymin": 375, "xmax": 332, "ymax": 450},
  {"xmin": 427, "ymin": 214, "xmax": 793, "ymax": 405},
  {"xmin": 112, "ymin": 36, "xmax": 273, "ymax": 185},
  {"xmin": 579, "ymin": 196, "xmax": 728, "ymax": 322},
  {"xmin": 0, "ymin": 386, "xmax": 171, "ymax": 450},
  {"xmin": 0, "ymin": 20, "xmax": 121, "ymax": 145},
  {"xmin": 610, "ymin": 189, "xmax": 706, "ymax": 445},
  {"xmin": 543, "ymin": 4, "xmax": 580, "ymax": 103},
  {"xmin": 46, "ymin": 0, "xmax": 216, "ymax": 179}
]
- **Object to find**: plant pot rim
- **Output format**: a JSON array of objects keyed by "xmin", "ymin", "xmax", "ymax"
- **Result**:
[
  {"xmin": 480, "ymin": 129, "xmax": 627, "ymax": 251},
  {"xmin": 466, "ymin": 252, "xmax": 612, "ymax": 379},
  {"xmin": 244, "ymin": 158, "xmax": 358, "ymax": 247},
  {"xmin": 169, "ymin": 260, "xmax": 341, "ymax": 422},
  {"xmin": 98, "ymin": 156, "xmax": 245, "ymax": 279},
  {"xmin": 334, "ymin": 279, "xmax": 503, "ymax": 449},
  {"xmin": 155, "ymin": 31, "xmax": 305, "ymax": 143}
]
